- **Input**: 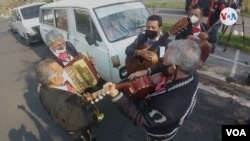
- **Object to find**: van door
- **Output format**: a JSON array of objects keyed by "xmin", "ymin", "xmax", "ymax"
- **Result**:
[{"xmin": 70, "ymin": 9, "xmax": 111, "ymax": 81}]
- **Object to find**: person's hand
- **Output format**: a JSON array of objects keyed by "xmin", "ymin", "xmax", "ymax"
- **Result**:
[
  {"xmin": 199, "ymin": 32, "xmax": 209, "ymax": 40},
  {"xmin": 103, "ymin": 82, "xmax": 119, "ymax": 98},
  {"xmin": 136, "ymin": 47, "xmax": 153, "ymax": 60},
  {"xmin": 128, "ymin": 70, "xmax": 148, "ymax": 80}
]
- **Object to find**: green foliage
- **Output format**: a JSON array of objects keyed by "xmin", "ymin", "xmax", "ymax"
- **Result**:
[
  {"xmin": 144, "ymin": 2, "xmax": 184, "ymax": 9},
  {"xmin": 218, "ymin": 33, "xmax": 250, "ymax": 52}
]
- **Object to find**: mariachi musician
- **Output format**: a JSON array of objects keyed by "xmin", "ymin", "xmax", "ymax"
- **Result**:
[
  {"xmin": 44, "ymin": 29, "xmax": 105, "ymax": 92},
  {"xmin": 104, "ymin": 40, "xmax": 201, "ymax": 141},
  {"xmin": 125, "ymin": 15, "xmax": 171, "ymax": 74},
  {"xmin": 36, "ymin": 59, "xmax": 98, "ymax": 141},
  {"xmin": 176, "ymin": 5, "xmax": 217, "ymax": 66}
]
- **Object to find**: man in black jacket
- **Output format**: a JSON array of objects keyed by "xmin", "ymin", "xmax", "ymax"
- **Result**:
[
  {"xmin": 125, "ymin": 15, "xmax": 171, "ymax": 65},
  {"xmin": 44, "ymin": 29, "xmax": 105, "ymax": 92},
  {"xmin": 104, "ymin": 39, "xmax": 201, "ymax": 141},
  {"xmin": 36, "ymin": 59, "xmax": 97, "ymax": 141},
  {"xmin": 176, "ymin": 5, "xmax": 217, "ymax": 45},
  {"xmin": 44, "ymin": 29, "xmax": 78, "ymax": 67}
]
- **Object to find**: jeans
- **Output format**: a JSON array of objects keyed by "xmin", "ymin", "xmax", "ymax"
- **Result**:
[{"xmin": 211, "ymin": 23, "xmax": 222, "ymax": 50}]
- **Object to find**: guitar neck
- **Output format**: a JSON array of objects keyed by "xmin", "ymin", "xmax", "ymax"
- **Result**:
[
  {"xmin": 206, "ymin": 20, "xmax": 221, "ymax": 34},
  {"xmin": 84, "ymin": 82, "xmax": 132, "ymax": 103}
]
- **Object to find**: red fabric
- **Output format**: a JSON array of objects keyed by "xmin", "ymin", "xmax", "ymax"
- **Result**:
[
  {"xmin": 219, "ymin": 3, "xmax": 226, "ymax": 11},
  {"xmin": 192, "ymin": 0, "xmax": 198, "ymax": 4},
  {"xmin": 192, "ymin": 26, "xmax": 201, "ymax": 33},
  {"xmin": 207, "ymin": 1, "xmax": 215, "ymax": 25},
  {"xmin": 155, "ymin": 77, "xmax": 168, "ymax": 93},
  {"xmin": 64, "ymin": 82, "xmax": 75, "ymax": 93},
  {"xmin": 58, "ymin": 51, "xmax": 68, "ymax": 61}
]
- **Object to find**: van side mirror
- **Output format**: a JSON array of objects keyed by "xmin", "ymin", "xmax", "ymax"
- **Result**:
[{"xmin": 85, "ymin": 35, "xmax": 96, "ymax": 46}]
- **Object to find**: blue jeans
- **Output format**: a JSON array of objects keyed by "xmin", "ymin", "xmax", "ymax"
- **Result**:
[{"xmin": 211, "ymin": 23, "xmax": 221, "ymax": 50}]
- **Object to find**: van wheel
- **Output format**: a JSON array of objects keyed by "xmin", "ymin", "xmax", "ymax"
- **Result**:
[
  {"xmin": 25, "ymin": 37, "xmax": 31, "ymax": 46},
  {"xmin": 24, "ymin": 34, "xmax": 31, "ymax": 46}
]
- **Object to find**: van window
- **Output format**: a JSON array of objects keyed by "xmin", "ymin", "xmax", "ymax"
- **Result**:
[
  {"xmin": 55, "ymin": 9, "xmax": 68, "ymax": 31},
  {"xmin": 20, "ymin": 4, "xmax": 44, "ymax": 20},
  {"xmin": 74, "ymin": 9, "xmax": 101, "ymax": 41},
  {"xmin": 95, "ymin": 2, "xmax": 149, "ymax": 42},
  {"xmin": 41, "ymin": 9, "xmax": 54, "ymax": 26}
]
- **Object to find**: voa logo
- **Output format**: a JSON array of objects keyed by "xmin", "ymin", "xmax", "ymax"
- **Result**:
[
  {"xmin": 220, "ymin": 7, "xmax": 238, "ymax": 26},
  {"xmin": 226, "ymin": 129, "xmax": 246, "ymax": 136}
]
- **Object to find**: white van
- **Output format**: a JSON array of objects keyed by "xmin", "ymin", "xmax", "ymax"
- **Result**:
[
  {"xmin": 39, "ymin": 0, "xmax": 149, "ymax": 83},
  {"xmin": 10, "ymin": 2, "xmax": 45, "ymax": 45}
]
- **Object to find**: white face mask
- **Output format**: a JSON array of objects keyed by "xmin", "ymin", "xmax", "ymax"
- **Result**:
[
  {"xmin": 55, "ymin": 47, "xmax": 66, "ymax": 54},
  {"xmin": 190, "ymin": 15, "xmax": 199, "ymax": 24}
]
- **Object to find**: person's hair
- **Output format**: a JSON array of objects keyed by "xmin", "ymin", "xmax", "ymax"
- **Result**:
[
  {"xmin": 147, "ymin": 15, "xmax": 162, "ymax": 27},
  {"xmin": 36, "ymin": 59, "xmax": 59, "ymax": 86},
  {"xmin": 45, "ymin": 29, "xmax": 64, "ymax": 46},
  {"xmin": 166, "ymin": 39, "xmax": 201, "ymax": 74},
  {"xmin": 191, "ymin": 4, "xmax": 204, "ymax": 16}
]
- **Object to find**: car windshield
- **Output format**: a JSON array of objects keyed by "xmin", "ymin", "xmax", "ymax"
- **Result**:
[
  {"xmin": 95, "ymin": 2, "xmax": 149, "ymax": 42},
  {"xmin": 20, "ymin": 4, "xmax": 44, "ymax": 20}
]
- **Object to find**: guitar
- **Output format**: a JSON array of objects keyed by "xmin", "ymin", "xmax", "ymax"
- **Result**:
[
  {"xmin": 83, "ymin": 73, "xmax": 163, "ymax": 103},
  {"xmin": 125, "ymin": 17, "xmax": 189, "ymax": 75},
  {"xmin": 198, "ymin": 20, "xmax": 221, "ymax": 66}
]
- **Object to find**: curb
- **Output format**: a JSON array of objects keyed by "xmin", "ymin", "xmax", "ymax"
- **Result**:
[{"xmin": 197, "ymin": 70, "xmax": 250, "ymax": 100}]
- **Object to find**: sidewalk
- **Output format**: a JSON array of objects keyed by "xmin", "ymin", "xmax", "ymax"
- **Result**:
[{"xmin": 198, "ymin": 44, "xmax": 250, "ymax": 101}]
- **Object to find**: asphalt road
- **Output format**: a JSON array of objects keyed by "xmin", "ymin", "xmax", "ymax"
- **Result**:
[{"xmin": 0, "ymin": 16, "xmax": 250, "ymax": 141}]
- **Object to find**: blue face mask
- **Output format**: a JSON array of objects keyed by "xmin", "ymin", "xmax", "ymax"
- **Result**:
[{"xmin": 145, "ymin": 30, "xmax": 158, "ymax": 39}]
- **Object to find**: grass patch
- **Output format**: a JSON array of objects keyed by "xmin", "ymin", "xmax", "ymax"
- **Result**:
[
  {"xmin": 162, "ymin": 23, "xmax": 250, "ymax": 52},
  {"xmin": 144, "ymin": 2, "xmax": 185, "ymax": 9},
  {"xmin": 218, "ymin": 33, "xmax": 250, "ymax": 52}
]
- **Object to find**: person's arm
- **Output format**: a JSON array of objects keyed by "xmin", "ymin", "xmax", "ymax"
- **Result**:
[
  {"xmin": 103, "ymin": 83, "xmax": 174, "ymax": 128},
  {"xmin": 125, "ymin": 34, "xmax": 144, "ymax": 56},
  {"xmin": 53, "ymin": 95, "xmax": 95, "ymax": 131}
]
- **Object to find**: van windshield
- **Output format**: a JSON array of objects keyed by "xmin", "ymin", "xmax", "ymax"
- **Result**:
[
  {"xmin": 95, "ymin": 2, "xmax": 149, "ymax": 42},
  {"xmin": 20, "ymin": 4, "xmax": 44, "ymax": 20}
]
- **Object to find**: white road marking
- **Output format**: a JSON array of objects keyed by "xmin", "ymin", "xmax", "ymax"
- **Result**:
[
  {"xmin": 199, "ymin": 83, "xmax": 250, "ymax": 108},
  {"xmin": 210, "ymin": 51, "xmax": 249, "ymax": 68},
  {"xmin": 230, "ymin": 49, "xmax": 240, "ymax": 77}
]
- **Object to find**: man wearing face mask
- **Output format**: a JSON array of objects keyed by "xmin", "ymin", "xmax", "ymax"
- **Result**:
[
  {"xmin": 36, "ymin": 59, "xmax": 97, "ymax": 141},
  {"xmin": 125, "ymin": 15, "xmax": 171, "ymax": 63},
  {"xmin": 44, "ymin": 29, "xmax": 105, "ymax": 92},
  {"xmin": 45, "ymin": 29, "xmax": 79, "ymax": 67},
  {"xmin": 104, "ymin": 39, "xmax": 201, "ymax": 141},
  {"xmin": 176, "ymin": 5, "xmax": 217, "ymax": 47}
]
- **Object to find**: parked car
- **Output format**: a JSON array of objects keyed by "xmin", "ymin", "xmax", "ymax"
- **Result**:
[
  {"xmin": 9, "ymin": 2, "xmax": 45, "ymax": 45},
  {"xmin": 39, "ymin": 0, "xmax": 150, "ymax": 83}
]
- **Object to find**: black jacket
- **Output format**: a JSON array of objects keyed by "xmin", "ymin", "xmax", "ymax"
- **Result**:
[
  {"xmin": 45, "ymin": 41, "xmax": 78, "ymax": 67},
  {"xmin": 112, "ymin": 72, "xmax": 199, "ymax": 140},
  {"xmin": 176, "ymin": 22, "xmax": 217, "ymax": 43},
  {"xmin": 39, "ymin": 87, "xmax": 95, "ymax": 136},
  {"xmin": 125, "ymin": 32, "xmax": 172, "ymax": 57}
]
